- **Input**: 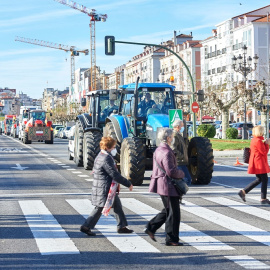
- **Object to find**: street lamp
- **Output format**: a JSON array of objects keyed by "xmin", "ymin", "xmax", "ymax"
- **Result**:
[{"xmin": 232, "ymin": 45, "xmax": 259, "ymax": 139}]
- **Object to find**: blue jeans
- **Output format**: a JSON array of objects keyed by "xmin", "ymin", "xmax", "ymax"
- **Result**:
[{"xmin": 178, "ymin": 165, "xmax": 192, "ymax": 185}]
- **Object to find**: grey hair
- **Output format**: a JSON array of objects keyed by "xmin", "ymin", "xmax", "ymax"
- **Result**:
[
  {"xmin": 157, "ymin": 128, "xmax": 173, "ymax": 142},
  {"xmin": 172, "ymin": 119, "xmax": 183, "ymax": 128}
]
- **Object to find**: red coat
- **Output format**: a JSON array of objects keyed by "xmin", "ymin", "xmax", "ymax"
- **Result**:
[{"xmin": 248, "ymin": 136, "xmax": 270, "ymax": 175}]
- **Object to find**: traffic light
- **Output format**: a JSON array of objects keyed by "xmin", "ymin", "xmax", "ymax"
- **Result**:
[
  {"xmin": 105, "ymin": 36, "xmax": 115, "ymax": 55},
  {"xmin": 197, "ymin": 89, "xmax": 204, "ymax": 102}
]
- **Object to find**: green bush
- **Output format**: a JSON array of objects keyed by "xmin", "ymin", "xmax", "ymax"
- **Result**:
[
  {"xmin": 226, "ymin": 127, "xmax": 238, "ymax": 139},
  {"xmin": 197, "ymin": 124, "xmax": 216, "ymax": 138}
]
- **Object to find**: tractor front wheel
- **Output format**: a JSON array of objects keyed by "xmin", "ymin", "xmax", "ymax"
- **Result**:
[
  {"xmin": 74, "ymin": 121, "xmax": 84, "ymax": 166},
  {"xmin": 120, "ymin": 137, "xmax": 145, "ymax": 186},
  {"xmin": 83, "ymin": 131, "xmax": 102, "ymax": 170},
  {"xmin": 188, "ymin": 137, "xmax": 213, "ymax": 185}
]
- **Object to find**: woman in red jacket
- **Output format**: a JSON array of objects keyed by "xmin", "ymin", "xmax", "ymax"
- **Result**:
[{"xmin": 238, "ymin": 125, "xmax": 270, "ymax": 204}]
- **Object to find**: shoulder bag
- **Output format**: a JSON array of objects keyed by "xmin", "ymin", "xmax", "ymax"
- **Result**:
[
  {"xmin": 243, "ymin": 147, "xmax": 250, "ymax": 163},
  {"xmin": 154, "ymin": 156, "xmax": 189, "ymax": 195}
]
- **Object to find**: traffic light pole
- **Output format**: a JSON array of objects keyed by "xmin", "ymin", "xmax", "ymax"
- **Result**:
[{"xmin": 109, "ymin": 39, "xmax": 197, "ymax": 136}]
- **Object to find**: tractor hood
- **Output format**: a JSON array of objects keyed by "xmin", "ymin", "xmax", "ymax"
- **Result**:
[{"xmin": 146, "ymin": 114, "xmax": 169, "ymax": 131}]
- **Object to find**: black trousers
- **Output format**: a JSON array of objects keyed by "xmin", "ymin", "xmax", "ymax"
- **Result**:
[
  {"xmin": 146, "ymin": 195, "xmax": 180, "ymax": 243},
  {"xmin": 244, "ymin": 173, "xmax": 269, "ymax": 199},
  {"xmin": 82, "ymin": 194, "xmax": 128, "ymax": 230}
]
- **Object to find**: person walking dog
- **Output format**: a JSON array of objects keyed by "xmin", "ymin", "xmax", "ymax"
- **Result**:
[
  {"xmin": 145, "ymin": 128, "xmax": 185, "ymax": 246},
  {"xmin": 171, "ymin": 119, "xmax": 192, "ymax": 185},
  {"xmin": 80, "ymin": 137, "xmax": 133, "ymax": 236},
  {"xmin": 238, "ymin": 125, "xmax": 270, "ymax": 204}
]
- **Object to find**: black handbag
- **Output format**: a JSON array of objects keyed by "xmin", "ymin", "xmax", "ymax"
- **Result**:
[
  {"xmin": 243, "ymin": 147, "xmax": 250, "ymax": 163},
  {"xmin": 154, "ymin": 156, "xmax": 189, "ymax": 195}
]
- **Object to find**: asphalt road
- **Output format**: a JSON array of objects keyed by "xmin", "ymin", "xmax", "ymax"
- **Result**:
[{"xmin": 0, "ymin": 134, "xmax": 270, "ymax": 270}]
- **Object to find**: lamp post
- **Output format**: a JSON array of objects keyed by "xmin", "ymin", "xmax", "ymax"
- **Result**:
[{"xmin": 232, "ymin": 45, "xmax": 259, "ymax": 139}]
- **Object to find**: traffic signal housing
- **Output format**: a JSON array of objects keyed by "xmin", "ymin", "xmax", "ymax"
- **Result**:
[
  {"xmin": 105, "ymin": 36, "xmax": 115, "ymax": 55},
  {"xmin": 197, "ymin": 89, "xmax": 204, "ymax": 102}
]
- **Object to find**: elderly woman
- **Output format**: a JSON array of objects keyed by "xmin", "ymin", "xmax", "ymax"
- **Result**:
[
  {"xmin": 171, "ymin": 119, "xmax": 192, "ymax": 185},
  {"xmin": 238, "ymin": 125, "xmax": 270, "ymax": 204},
  {"xmin": 145, "ymin": 128, "xmax": 185, "ymax": 246},
  {"xmin": 80, "ymin": 137, "xmax": 133, "ymax": 236}
]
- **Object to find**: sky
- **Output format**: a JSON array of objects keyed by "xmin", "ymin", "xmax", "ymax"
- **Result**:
[{"xmin": 1, "ymin": 0, "xmax": 270, "ymax": 99}]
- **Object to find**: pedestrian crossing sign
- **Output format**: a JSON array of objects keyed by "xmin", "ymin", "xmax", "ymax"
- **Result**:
[{"xmin": 169, "ymin": 109, "xmax": 183, "ymax": 128}]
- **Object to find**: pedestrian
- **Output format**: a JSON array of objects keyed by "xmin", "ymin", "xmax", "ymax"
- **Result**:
[
  {"xmin": 80, "ymin": 137, "xmax": 134, "ymax": 236},
  {"xmin": 238, "ymin": 125, "xmax": 270, "ymax": 204},
  {"xmin": 171, "ymin": 119, "xmax": 192, "ymax": 186},
  {"xmin": 145, "ymin": 128, "xmax": 185, "ymax": 246}
]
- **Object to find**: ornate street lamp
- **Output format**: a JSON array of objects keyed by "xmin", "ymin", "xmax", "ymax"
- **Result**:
[{"xmin": 232, "ymin": 45, "xmax": 259, "ymax": 139}]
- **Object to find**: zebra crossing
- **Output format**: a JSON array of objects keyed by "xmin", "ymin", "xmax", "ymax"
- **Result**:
[{"xmin": 15, "ymin": 195, "xmax": 270, "ymax": 269}]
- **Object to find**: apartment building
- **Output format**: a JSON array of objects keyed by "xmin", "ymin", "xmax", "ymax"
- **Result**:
[
  {"xmin": 200, "ymin": 5, "xmax": 270, "ymax": 123},
  {"xmin": 107, "ymin": 65, "xmax": 125, "ymax": 90}
]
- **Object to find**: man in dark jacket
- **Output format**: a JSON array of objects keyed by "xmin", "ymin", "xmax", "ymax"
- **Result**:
[
  {"xmin": 171, "ymin": 119, "xmax": 191, "ymax": 185},
  {"xmin": 80, "ymin": 137, "xmax": 133, "ymax": 236},
  {"xmin": 138, "ymin": 92, "xmax": 156, "ymax": 116}
]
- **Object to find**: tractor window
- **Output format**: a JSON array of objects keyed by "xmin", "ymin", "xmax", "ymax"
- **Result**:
[
  {"xmin": 137, "ymin": 90, "xmax": 173, "ymax": 117},
  {"xmin": 31, "ymin": 111, "xmax": 46, "ymax": 121},
  {"xmin": 99, "ymin": 95, "xmax": 120, "ymax": 122},
  {"xmin": 121, "ymin": 94, "xmax": 134, "ymax": 116},
  {"xmin": 23, "ymin": 111, "xmax": 29, "ymax": 118}
]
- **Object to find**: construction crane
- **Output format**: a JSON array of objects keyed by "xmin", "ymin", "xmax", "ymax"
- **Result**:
[
  {"xmin": 15, "ymin": 36, "xmax": 89, "ymax": 86},
  {"xmin": 53, "ymin": 0, "xmax": 107, "ymax": 91}
]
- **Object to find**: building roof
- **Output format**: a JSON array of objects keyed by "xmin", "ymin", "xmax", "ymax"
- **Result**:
[
  {"xmin": 176, "ymin": 34, "xmax": 193, "ymax": 38},
  {"xmin": 232, "ymin": 4, "xmax": 270, "ymax": 19},
  {"xmin": 252, "ymin": 15, "xmax": 270, "ymax": 22}
]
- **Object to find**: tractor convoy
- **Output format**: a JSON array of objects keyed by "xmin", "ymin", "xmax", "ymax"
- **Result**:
[{"xmin": 73, "ymin": 81, "xmax": 214, "ymax": 186}]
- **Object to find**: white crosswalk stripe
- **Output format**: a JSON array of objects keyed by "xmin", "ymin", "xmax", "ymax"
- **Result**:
[
  {"xmin": 66, "ymin": 199, "xmax": 160, "ymax": 253},
  {"xmin": 121, "ymin": 198, "xmax": 233, "ymax": 251},
  {"xmin": 19, "ymin": 200, "xmax": 80, "ymax": 255},
  {"xmin": 181, "ymin": 199, "xmax": 270, "ymax": 246},
  {"xmin": 225, "ymin": 255, "xmax": 270, "ymax": 269},
  {"xmin": 203, "ymin": 196, "xmax": 270, "ymax": 221}
]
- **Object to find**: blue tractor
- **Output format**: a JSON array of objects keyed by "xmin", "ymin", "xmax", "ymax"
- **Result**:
[{"xmin": 104, "ymin": 81, "xmax": 214, "ymax": 186}]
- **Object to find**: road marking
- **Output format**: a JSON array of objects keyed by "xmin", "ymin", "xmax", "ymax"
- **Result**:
[
  {"xmin": 0, "ymin": 147, "xmax": 27, "ymax": 152},
  {"xmin": 57, "ymin": 164, "xmax": 66, "ymax": 165},
  {"xmin": 78, "ymin": 175, "xmax": 89, "ymax": 177},
  {"xmin": 67, "ymin": 168, "xmax": 75, "ymax": 170},
  {"xmin": 11, "ymin": 164, "xmax": 29, "ymax": 170},
  {"xmin": 203, "ymin": 197, "xmax": 270, "ymax": 221},
  {"xmin": 182, "ymin": 200, "xmax": 270, "ymax": 246},
  {"xmin": 19, "ymin": 200, "xmax": 79, "ymax": 255},
  {"xmin": 122, "ymin": 198, "xmax": 233, "ymax": 251},
  {"xmin": 72, "ymin": 171, "xmax": 81, "ymax": 174},
  {"xmin": 225, "ymin": 255, "xmax": 270, "ymax": 269},
  {"xmin": 47, "ymin": 158, "xmax": 55, "ymax": 160},
  {"xmin": 85, "ymin": 179, "xmax": 93, "ymax": 182},
  {"xmin": 67, "ymin": 199, "xmax": 160, "ymax": 253},
  {"xmin": 62, "ymin": 166, "xmax": 70, "ymax": 168}
]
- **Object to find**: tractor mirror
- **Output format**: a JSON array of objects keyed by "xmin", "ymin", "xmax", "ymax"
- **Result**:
[
  {"xmin": 81, "ymin": 98, "xmax": 86, "ymax": 107},
  {"xmin": 109, "ymin": 89, "xmax": 118, "ymax": 100}
]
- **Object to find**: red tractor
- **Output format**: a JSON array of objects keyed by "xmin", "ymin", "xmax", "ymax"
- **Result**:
[{"xmin": 23, "ymin": 109, "xmax": 53, "ymax": 144}]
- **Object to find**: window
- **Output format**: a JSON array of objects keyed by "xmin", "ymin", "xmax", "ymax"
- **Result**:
[{"xmin": 212, "ymin": 68, "xmax": 215, "ymax": 74}]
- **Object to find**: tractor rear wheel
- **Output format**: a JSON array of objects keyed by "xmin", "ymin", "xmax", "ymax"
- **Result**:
[
  {"xmin": 188, "ymin": 137, "xmax": 213, "ymax": 185},
  {"xmin": 23, "ymin": 132, "xmax": 31, "ymax": 144},
  {"xmin": 120, "ymin": 137, "xmax": 145, "ymax": 186},
  {"xmin": 74, "ymin": 121, "xmax": 84, "ymax": 166},
  {"xmin": 45, "ymin": 131, "xmax": 54, "ymax": 144},
  {"xmin": 104, "ymin": 122, "xmax": 120, "ymax": 162},
  {"xmin": 83, "ymin": 131, "xmax": 102, "ymax": 170}
]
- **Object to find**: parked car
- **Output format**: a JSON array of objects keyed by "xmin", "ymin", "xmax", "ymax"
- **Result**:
[
  {"xmin": 231, "ymin": 122, "xmax": 254, "ymax": 139},
  {"xmin": 59, "ymin": 126, "xmax": 71, "ymax": 139},
  {"xmin": 68, "ymin": 125, "xmax": 75, "ymax": 160},
  {"xmin": 53, "ymin": 125, "xmax": 64, "ymax": 137}
]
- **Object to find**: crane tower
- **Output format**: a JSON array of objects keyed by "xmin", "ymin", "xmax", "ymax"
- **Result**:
[
  {"xmin": 15, "ymin": 36, "xmax": 89, "ymax": 86},
  {"xmin": 54, "ymin": 0, "xmax": 107, "ymax": 91}
]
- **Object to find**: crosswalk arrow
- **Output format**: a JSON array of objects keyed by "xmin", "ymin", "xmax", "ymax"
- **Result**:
[{"xmin": 11, "ymin": 164, "xmax": 29, "ymax": 170}]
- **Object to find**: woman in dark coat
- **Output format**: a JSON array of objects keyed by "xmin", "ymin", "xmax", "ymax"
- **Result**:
[
  {"xmin": 145, "ymin": 128, "xmax": 185, "ymax": 246},
  {"xmin": 238, "ymin": 125, "xmax": 270, "ymax": 204},
  {"xmin": 80, "ymin": 137, "xmax": 133, "ymax": 236}
]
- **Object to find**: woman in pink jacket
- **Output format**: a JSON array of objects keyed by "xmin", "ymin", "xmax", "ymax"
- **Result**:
[
  {"xmin": 238, "ymin": 125, "xmax": 270, "ymax": 204},
  {"xmin": 145, "ymin": 128, "xmax": 185, "ymax": 246}
]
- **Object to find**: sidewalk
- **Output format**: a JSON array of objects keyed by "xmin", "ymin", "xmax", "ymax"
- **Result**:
[{"xmin": 213, "ymin": 149, "xmax": 270, "ymax": 157}]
